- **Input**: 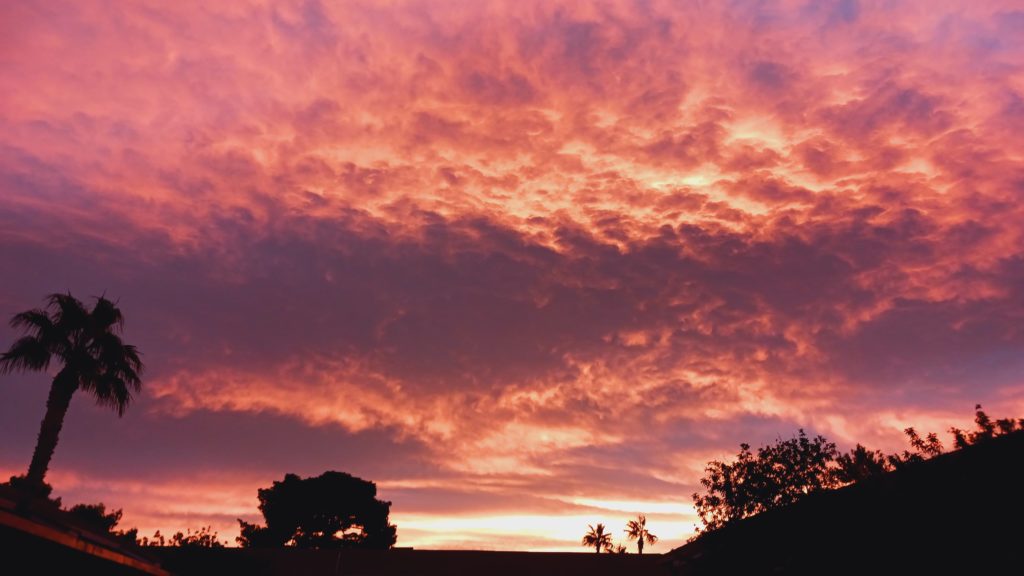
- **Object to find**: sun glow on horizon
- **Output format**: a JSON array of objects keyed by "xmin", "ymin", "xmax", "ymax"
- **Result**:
[{"xmin": 391, "ymin": 512, "xmax": 694, "ymax": 552}]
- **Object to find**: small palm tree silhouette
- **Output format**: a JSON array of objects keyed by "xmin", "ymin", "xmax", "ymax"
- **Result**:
[
  {"xmin": 625, "ymin": 515, "xmax": 658, "ymax": 554},
  {"xmin": 582, "ymin": 523, "xmax": 613, "ymax": 553}
]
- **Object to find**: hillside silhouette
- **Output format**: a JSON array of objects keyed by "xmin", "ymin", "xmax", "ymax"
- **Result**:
[{"xmin": 668, "ymin": 429, "xmax": 1024, "ymax": 574}]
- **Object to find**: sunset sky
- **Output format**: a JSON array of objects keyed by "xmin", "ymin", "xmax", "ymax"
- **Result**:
[{"xmin": 2, "ymin": 0, "xmax": 1024, "ymax": 552}]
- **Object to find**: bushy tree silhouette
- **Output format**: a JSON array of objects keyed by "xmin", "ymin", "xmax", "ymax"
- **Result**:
[
  {"xmin": 237, "ymin": 471, "xmax": 397, "ymax": 549},
  {"xmin": 693, "ymin": 430, "xmax": 837, "ymax": 531},
  {"xmin": 66, "ymin": 502, "xmax": 139, "ymax": 546},
  {"xmin": 0, "ymin": 294, "xmax": 143, "ymax": 490},
  {"xmin": 67, "ymin": 502, "xmax": 124, "ymax": 533}
]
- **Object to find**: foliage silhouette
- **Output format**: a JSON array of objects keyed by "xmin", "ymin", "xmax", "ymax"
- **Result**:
[
  {"xmin": 947, "ymin": 405, "xmax": 1022, "ymax": 449},
  {"xmin": 66, "ymin": 502, "xmax": 139, "ymax": 546},
  {"xmin": 692, "ymin": 430, "xmax": 837, "ymax": 531},
  {"xmin": 0, "ymin": 293, "xmax": 143, "ymax": 488},
  {"xmin": 965, "ymin": 404, "xmax": 1020, "ymax": 443},
  {"xmin": 905, "ymin": 427, "xmax": 944, "ymax": 457},
  {"xmin": 581, "ymin": 523, "xmax": 613, "ymax": 553},
  {"xmin": 68, "ymin": 502, "xmax": 124, "ymax": 532},
  {"xmin": 692, "ymin": 405, "xmax": 1021, "ymax": 535},
  {"xmin": 624, "ymin": 514, "xmax": 657, "ymax": 554},
  {"xmin": 141, "ymin": 526, "xmax": 225, "ymax": 548},
  {"xmin": 673, "ymin": 424, "xmax": 1024, "ymax": 574},
  {"xmin": 237, "ymin": 471, "xmax": 397, "ymax": 549},
  {"xmin": 1, "ymin": 474, "xmax": 59, "ymax": 503},
  {"xmin": 831, "ymin": 444, "xmax": 890, "ymax": 484},
  {"xmin": 171, "ymin": 526, "xmax": 225, "ymax": 548}
]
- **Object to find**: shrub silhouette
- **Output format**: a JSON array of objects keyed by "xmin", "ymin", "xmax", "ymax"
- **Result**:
[{"xmin": 141, "ymin": 526, "xmax": 225, "ymax": 548}]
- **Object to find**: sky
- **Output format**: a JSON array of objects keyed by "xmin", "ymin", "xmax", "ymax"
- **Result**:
[{"xmin": 1, "ymin": 0, "xmax": 1023, "ymax": 552}]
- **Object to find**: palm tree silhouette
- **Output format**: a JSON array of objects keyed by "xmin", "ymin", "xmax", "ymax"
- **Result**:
[
  {"xmin": 582, "ymin": 523, "xmax": 613, "ymax": 553},
  {"xmin": 0, "ymin": 293, "xmax": 143, "ymax": 488},
  {"xmin": 625, "ymin": 515, "xmax": 658, "ymax": 554}
]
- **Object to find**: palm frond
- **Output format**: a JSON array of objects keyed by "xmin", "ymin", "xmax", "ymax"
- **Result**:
[
  {"xmin": 77, "ymin": 321, "xmax": 143, "ymax": 414},
  {"xmin": 93, "ymin": 333, "xmax": 145, "ymax": 380},
  {"xmin": 10, "ymin": 308, "xmax": 53, "ymax": 333},
  {"xmin": 46, "ymin": 292, "xmax": 89, "ymax": 331},
  {"xmin": 88, "ymin": 374, "xmax": 135, "ymax": 416},
  {"xmin": 117, "ymin": 343, "xmax": 144, "ymax": 377},
  {"xmin": 0, "ymin": 336, "xmax": 51, "ymax": 374},
  {"xmin": 90, "ymin": 296, "xmax": 124, "ymax": 333}
]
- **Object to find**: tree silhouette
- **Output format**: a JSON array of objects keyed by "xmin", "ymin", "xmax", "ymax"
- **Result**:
[
  {"xmin": 624, "ymin": 514, "xmax": 658, "ymax": 554},
  {"xmin": 581, "ymin": 523, "xmax": 612, "ymax": 553},
  {"xmin": 237, "ymin": 471, "xmax": 397, "ymax": 549},
  {"xmin": 692, "ymin": 405, "xmax": 1024, "ymax": 536},
  {"xmin": 949, "ymin": 405, "xmax": 1022, "ymax": 449},
  {"xmin": 693, "ymin": 430, "xmax": 838, "ymax": 531},
  {"xmin": 66, "ymin": 502, "xmax": 139, "ymax": 546},
  {"xmin": 67, "ymin": 502, "xmax": 125, "ymax": 533},
  {"xmin": 971, "ymin": 404, "xmax": 996, "ymax": 442},
  {"xmin": 0, "ymin": 294, "xmax": 143, "ymax": 489},
  {"xmin": 905, "ymin": 427, "xmax": 944, "ymax": 457},
  {"xmin": 833, "ymin": 444, "xmax": 891, "ymax": 484}
]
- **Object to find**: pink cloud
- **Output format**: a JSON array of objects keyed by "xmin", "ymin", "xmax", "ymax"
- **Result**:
[{"xmin": 2, "ymin": 0, "xmax": 1024, "ymax": 548}]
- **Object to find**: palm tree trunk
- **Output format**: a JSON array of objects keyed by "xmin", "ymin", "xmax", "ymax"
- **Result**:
[
  {"xmin": 26, "ymin": 374, "xmax": 77, "ymax": 486},
  {"xmin": 638, "ymin": 539, "xmax": 644, "ymax": 554}
]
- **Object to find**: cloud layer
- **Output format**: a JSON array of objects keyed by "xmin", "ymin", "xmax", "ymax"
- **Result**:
[{"xmin": 2, "ymin": 0, "xmax": 1023, "ymax": 550}]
